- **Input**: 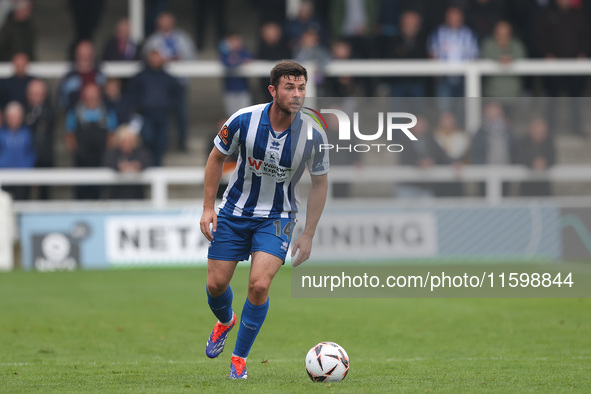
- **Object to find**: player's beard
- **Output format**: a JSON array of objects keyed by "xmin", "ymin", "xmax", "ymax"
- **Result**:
[{"xmin": 276, "ymin": 92, "xmax": 303, "ymax": 116}]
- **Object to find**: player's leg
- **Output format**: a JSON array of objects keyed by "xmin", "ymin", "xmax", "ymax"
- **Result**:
[
  {"xmin": 205, "ymin": 215, "xmax": 251, "ymax": 359},
  {"xmin": 205, "ymin": 258, "xmax": 239, "ymax": 359},
  {"xmin": 230, "ymin": 251, "xmax": 283, "ymax": 379}
]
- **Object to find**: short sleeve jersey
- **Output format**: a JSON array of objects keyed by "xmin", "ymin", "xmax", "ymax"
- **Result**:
[{"xmin": 214, "ymin": 102, "xmax": 329, "ymax": 219}]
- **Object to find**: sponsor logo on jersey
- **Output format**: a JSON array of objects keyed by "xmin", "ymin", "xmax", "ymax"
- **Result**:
[
  {"xmin": 248, "ymin": 157, "xmax": 263, "ymax": 170},
  {"xmin": 218, "ymin": 125, "xmax": 229, "ymax": 145}
]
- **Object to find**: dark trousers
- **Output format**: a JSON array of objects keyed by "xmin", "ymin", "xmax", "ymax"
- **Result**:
[
  {"xmin": 174, "ymin": 83, "xmax": 188, "ymax": 150},
  {"xmin": 545, "ymin": 76, "xmax": 586, "ymax": 136},
  {"xmin": 194, "ymin": 0, "xmax": 227, "ymax": 50},
  {"xmin": 142, "ymin": 110, "xmax": 169, "ymax": 167},
  {"xmin": 75, "ymin": 155, "xmax": 102, "ymax": 200}
]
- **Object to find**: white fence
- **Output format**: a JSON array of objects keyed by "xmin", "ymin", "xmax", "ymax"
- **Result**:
[
  {"xmin": 2, "ymin": 58, "xmax": 591, "ymax": 130},
  {"xmin": 1, "ymin": 165, "xmax": 590, "ymax": 208}
]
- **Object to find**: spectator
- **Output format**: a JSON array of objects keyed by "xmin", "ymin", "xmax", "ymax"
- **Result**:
[
  {"xmin": 258, "ymin": 22, "xmax": 290, "ymax": 61},
  {"xmin": 143, "ymin": 12, "xmax": 197, "ymax": 151},
  {"xmin": 104, "ymin": 78, "xmax": 129, "ymax": 124},
  {"xmin": 284, "ymin": 0, "xmax": 326, "ymax": 50},
  {"xmin": 471, "ymin": 101, "xmax": 517, "ymax": 196},
  {"xmin": 467, "ymin": 0, "xmax": 505, "ymax": 41},
  {"xmin": 330, "ymin": 0, "xmax": 378, "ymax": 59},
  {"xmin": 144, "ymin": 0, "xmax": 169, "ymax": 37},
  {"xmin": 0, "ymin": 0, "xmax": 35, "ymax": 61},
  {"xmin": 0, "ymin": 101, "xmax": 35, "ymax": 200},
  {"xmin": 472, "ymin": 101, "xmax": 516, "ymax": 165},
  {"xmin": 505, "ymin": 0, "xmax": 549, "ymax": 60},
  {"xmin": 481, "ymin": 21, "xmax": 526, "ymax": 99},
  {"xmin": 518, "ymin": 117, "xmax": 555, "ymax": 197},
  {"xmin": 387, "ymin": 11, "xmax": 427, "ymax": 111},
  {"xmin": 324, "ymin": 40, "xmax": 362, "ymax": 97},
  {"xmin": 127, "ymin": 49, "xmax": 182, "ymax": 167},
  {"xmin": 395, "ymin": 115, "xmax": 450, "ymax": 198},
  {"xmin": 432, "ymin": 111, "xmax": 470, "ymax": 197},
  {"xmin": 143, "ymin": 12, "xmax": 197, "ymax": 62},
  {"xmin": 429, "ymin": 6, "xmax": 479, "ymax": 118},
  {"xmin": 219, "ymin": 31, "xmax": 253, "ymax": 116},
  {"xmin": 375, "ymin": 0, "xmax": 403, "ymax": 58},
  {"xmin": 103, "ymin": 125, "xmax": 152, "ymax": 200},
  {"xmin": 24, "ymin": 79, "xmax": 55, "ymax": 200},
  {"xmin": 257, "ymin": 22, "xmax": 290, "ymax": 99},
  {"xmin": 101, "ymin": 18, "xmax": 142, "ymax": 62},
  {"xmin": 0, "ymin": 52, "xmax": 33, "ymax": 109},
  {"xmin": 538, "ymin": 0, "xmax": 589, "ymax": 136},
  {"xmin": 59, "ymin": 40, "xmax": 106, "ymax": 111},
  {"xmin": 67, "ymin": 0, "xmax": 105, "ymax": 58},
  {"xmin": 65, "ymin": 83, "xmax": 117, "ymax": 200},
  {"xmin": 293, "ymin": 29, "xmax": 331, "ymax": 89},
  {"xmin": 193, "ymin": 0, "xmax": 227, "ymax": 50}
]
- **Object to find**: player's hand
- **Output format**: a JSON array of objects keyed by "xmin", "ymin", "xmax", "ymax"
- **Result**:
[
  {"xmin": 200, "ymin": 208, "xmax": 217, "ymax": 242},
  {"xmin": 291, "ymin": 233, "xmax": 313, "ymax": 267}
]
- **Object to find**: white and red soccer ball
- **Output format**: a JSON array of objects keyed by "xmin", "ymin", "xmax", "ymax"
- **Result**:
[{"xmin": 305, "ymin": 342, "xmax": 349, "ymax": 382}]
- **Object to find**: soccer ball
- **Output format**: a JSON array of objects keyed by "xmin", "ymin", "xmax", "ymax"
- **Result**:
[{"xmin": 305, "ymin": 342, "xmax": 349, "ymax": 382}]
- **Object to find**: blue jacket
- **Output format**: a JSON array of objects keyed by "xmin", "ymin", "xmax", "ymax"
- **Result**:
[
  {"xmin": 0, "ymin": 126, "xmax": 36, "ymax": 168},
  {"xmin": 127, "ymin": 66, "xmax": 182, "ymax": 113}
]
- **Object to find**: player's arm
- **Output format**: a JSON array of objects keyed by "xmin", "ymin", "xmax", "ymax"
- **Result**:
[
  {"xmin": 200, "ymin": 147, "xmax": 229, "ymax": 241},
  {"xmin": 291, "ymin": 173, "xmax": 328, "ymax": 266}
]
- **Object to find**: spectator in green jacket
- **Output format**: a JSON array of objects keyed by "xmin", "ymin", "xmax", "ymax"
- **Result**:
[{"xmin": 481, "ymin": 20, "xmax": 526, "ymax": 98}]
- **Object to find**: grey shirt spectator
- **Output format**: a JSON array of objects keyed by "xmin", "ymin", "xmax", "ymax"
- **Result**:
[{"xmin": 143, "ymin": 12, "xmax": 197, "ymax": 61}]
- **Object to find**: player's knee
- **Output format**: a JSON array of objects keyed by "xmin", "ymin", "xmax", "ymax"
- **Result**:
[
  {"xmin": 207, "ymin": 279, "xmax": 228, "ymax": 297},
  {"xmin": 248, "ymin": 279, "xmax": 271, "ymax": 299}
]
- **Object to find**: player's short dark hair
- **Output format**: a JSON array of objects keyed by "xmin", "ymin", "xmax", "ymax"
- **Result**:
[{"xmin": 270, "ymin": 60, "xmax": 308, "ymax": 89}]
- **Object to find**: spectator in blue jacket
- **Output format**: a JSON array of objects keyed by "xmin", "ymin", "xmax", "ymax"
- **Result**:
[
  {"xmin": 0, "ymin": 52, "xmax": 33, "ymax": 109},
  {"xmin": 126, "ymin": 49, "xmax": 182, "ymax": 166},
  {"xmin": 220, "ymin": 31, "xmax": 253, "ymax": 116},
  {"xmin": 0, "ymin": 101, "xmax": 36, "ymax": 200}
]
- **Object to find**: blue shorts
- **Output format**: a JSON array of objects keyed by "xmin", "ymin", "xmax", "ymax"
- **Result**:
[{"xmin": 207, "ymin": 213, "xmax": 296, "ymax": 262}]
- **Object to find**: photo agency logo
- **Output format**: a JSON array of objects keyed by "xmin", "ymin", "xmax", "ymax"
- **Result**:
[{"xmin": 303, "ymin": 107, "xmax": 418, "ymax": 153}]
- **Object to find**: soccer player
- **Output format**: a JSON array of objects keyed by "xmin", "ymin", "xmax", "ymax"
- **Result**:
[{"xmin": 199, "ymin": 60, "xmax": 329, "ymax": 379}]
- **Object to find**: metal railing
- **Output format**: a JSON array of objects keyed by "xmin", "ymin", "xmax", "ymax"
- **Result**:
[{"xmin": 1, "ymin": 165, "xmax": 590, "ymax": 208}]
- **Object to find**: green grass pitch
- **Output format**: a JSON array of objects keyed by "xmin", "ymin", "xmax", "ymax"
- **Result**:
[{"xmin": 1, "ymin": 267, "xmax": 590, "ymax": 393}]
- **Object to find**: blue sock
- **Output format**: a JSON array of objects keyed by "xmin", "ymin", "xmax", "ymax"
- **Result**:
[
  {"xmin": 207, "ymin": 286, "xmax": 233, "ymax": 324},
  {"xmin": 233, "ymin": 298, "xmax": 270, "ymax": 358}
]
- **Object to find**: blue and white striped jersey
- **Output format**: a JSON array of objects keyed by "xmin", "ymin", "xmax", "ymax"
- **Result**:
[{"xmin": 214, "ymin": 102, "xmax": 329, "ymax": 219}]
